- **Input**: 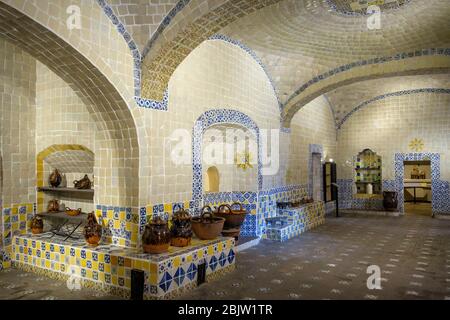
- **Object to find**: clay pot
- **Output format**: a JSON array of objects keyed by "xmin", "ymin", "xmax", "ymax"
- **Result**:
[
  {"xmin": 66, "ymin": 207, "xmax": 82, "ymax": 216},
  {"xmin": 214, "ymin": 203, "xmax": 247, "ymax": 230},
  {"xmin": 383, "ymin": 191, "xmax": 398, "ymax": 212},
  {"xmin": 83, "ymin": 212, "xmax": 102, "ymax": 246},
  {"xmin": 170, "ymin": 209, "xmax": 192, "ymax": 247},
  {"xmin": 30, "ymin": 216, "xmax": 44, "ymax": 234},
  {"xmin": 142, "ymin": 217, "xmax": 171, "ymax": 254},
  {"xmin": 47, "ymin": 199, "xmax": 60, "ymax": 213},
  {"xmin": 49, "ymin": 169, "xmax": 62, "ymax": 188},
  {"xmin": 73, "ymin": 175, "xmax": 92, "ymax": 189},
  {"xmin": 191, "ymin": 206, "xmax": 225, "ymax": 240}
]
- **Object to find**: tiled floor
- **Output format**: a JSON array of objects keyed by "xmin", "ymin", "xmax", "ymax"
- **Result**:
[{"xmin": 1, "ymin": 212, "xmax": 450, "ymax": 300}]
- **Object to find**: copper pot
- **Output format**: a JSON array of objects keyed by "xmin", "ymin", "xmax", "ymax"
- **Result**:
[
  {"xmin": 191, "ymin": 206, "xmax": 225, "ymax": 240},
  {"xmin": 142, "ymin": 217, "xmax": 171, "ymax": 254},
  {"xmin": 83, "ymin": 212, "xmax": 102, "ymax": 246},
  {"xmin": 66, "ymin": 207, "xmax": 82, "ymax": 216},
  {"xmin": 49, "ymin": 169, "xmax": 62, "ymax": 188},
  {"xmin": 73, "ymin": 174, "xmax": 92, "ymax": 189},
  {"xmin": 30, "ymin": 216, "xmax": 44, "ymax": 234},
  {"xmin": 170, "ymin": 209, "xmax": 192, "ymax": 247},
  {"xmin": 214, "ymin": 203, "xmax": 247, "ymax": 230},
  {"xmin": 47, "ymin": 199, "xmax": 60, "ymax": 213}
]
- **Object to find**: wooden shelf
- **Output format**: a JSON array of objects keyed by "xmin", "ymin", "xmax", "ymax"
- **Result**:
[{"xmin": 37, "ymin": 186, "xmax": 94, "ymax": 194}]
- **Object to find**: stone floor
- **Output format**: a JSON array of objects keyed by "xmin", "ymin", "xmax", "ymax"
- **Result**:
[{"xmin": 1, "ymin": 212, "xmax": 450, "ymax": 300}]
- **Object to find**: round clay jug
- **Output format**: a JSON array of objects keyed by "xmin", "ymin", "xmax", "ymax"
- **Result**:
[
  {"xmin": 383, "ymin": 191, "xmax": 398, "ymax": 211},
  {"xmin": 142, "ymin": 217, "xmax": 171, "ymax": 254},
  {"xmin": 170, "ymin": 209, "xmax": 192, "ymax": 247},
  {"xmin": 83, "ymin": 212, "xmax": 102, "ymax": 246},
  {"xmin": 49, "ymin": 169, "xmax": 62, "ymax": 188},
  {"xmin": 30, "ymin": 216, "xmax": 44, "ymax": 234}
]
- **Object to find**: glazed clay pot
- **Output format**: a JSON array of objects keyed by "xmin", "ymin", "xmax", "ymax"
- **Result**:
[
  {"xmin": 142, "ymin": 217, "xmax": 171, "ymax": 254},
  {"xmin": 383, "ymin": 191, "xmax": 398, "ymax": 212},
  {"xmin": 73, "ymin": 174, "xmax": 92, "ymax": 189},
  {"xmin": 66, "ymin": 207, "xmax": 82, "ymax": 216},
  {"xmin": 30, "ymin": 216, "xmax": 44, "ymax": 234},
  {"xmin": 170, "ymin": 209, "xmax": 192, "ymax": 247},
  {"xmin": 214, "ymin": 203, "xmax": 247, "ymax": 230},
  {"xmin": 191, "ymin": 206, "xmax": 225, "ymax": 240},
  {"xmin": 49, "ymin": 169, "xmax": 62, "ymax": 188},
  {"xmin": 47, "ymin": 199, "xmax": 60, "ymax": 213},
  {"xmin": 83, "ymin": 212, "xmax": 102, "ymax": 246}
]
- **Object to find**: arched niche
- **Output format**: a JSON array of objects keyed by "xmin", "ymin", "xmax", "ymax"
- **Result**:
[{"xmin": 204, "ymin": 166, "xmax": 220, "ymax": 193}]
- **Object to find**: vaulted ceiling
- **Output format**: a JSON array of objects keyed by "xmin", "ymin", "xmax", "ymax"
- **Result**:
[{"xmin": 219, "ymin": 0, "xmax": 450, "ymax": 105}]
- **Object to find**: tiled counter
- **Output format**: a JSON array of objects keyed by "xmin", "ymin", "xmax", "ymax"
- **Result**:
[
  {"xmin": 12, "ymin": 233, "xmax": 235, "ymax": 299},
  {"xmin": 264, "ymin": 201, "xmax": 325, "ymax": 242}
]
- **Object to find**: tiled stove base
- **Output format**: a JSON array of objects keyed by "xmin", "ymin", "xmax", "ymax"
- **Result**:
[
  {"xmin": 12, "ymin": 233, "xmax": 235, "ymax": 299},
  {"xmin": 264, "ymin": 202, "xmax": 325, "ymax": 242}
]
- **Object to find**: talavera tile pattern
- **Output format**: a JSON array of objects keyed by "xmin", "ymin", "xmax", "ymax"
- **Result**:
[{"xmin": 12, "ymin": 233, "xmax": 235, "ymax": 299}]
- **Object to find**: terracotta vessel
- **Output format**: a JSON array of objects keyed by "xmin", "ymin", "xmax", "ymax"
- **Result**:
[
  {"xmin": 170, "ymin": 209, "xmax": 192, "ymax": 247},
  {"xmin": 191, "ymin": 206, "xmax": 225, "ymax": 240},
  {"xmin": 30, "ymin": 216, "xmax": 44, "ymax": 234},
  {"xmin": 47, "ymin": 199, "xmax": 60, "ymax": 213},
  {"xmin": 49, "ymin": 169, "xmax": 62, "ymax": 188},
  {"xmin": 383, "ymin": 191, "xmax": 398, "ymax": 212},
  {"xmin": 73, "ymin": 174, "xmax": 92, "ymax": 189},
  {"xmin": 142, "ymin": 217, "xmax": 171, "ymax": 254},
  {"xmin": 83, "ymin": 212, "xmax": 102, "ymax": 246},
  {"xmin": 66, "ymin": 207, "xmax": 82, "ymax": 216},
  {"xmin": 214, "ymin": 203, "xmax": 247, "ymax": 230}
]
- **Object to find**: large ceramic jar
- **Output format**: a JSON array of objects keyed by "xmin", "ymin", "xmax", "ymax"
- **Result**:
[
  {"xmin": 30, "ymin": 216, "xmax": 44, "ymax": 234},
  {"xmin": 142, "ymin": 217, "xmax": 171, "ymax": 254},
  {"xmin": 83, "ymin": 212, "xmax": 102, "ymax": 246},
  {"xmin": 170, "ymin": 209, "xmax": 192, "ymax": 247},
  {"xmin": 383, "ymin": 191, "xmax": 398, "ymax": 211},
  {"xmin": 49, "ymin": 169, "xmax": 62, "ymax": 188}
]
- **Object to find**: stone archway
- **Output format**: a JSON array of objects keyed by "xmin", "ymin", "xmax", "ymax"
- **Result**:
[{"xmin": 0, "ymin": 2, "xmax": 139, "ymax": 208}]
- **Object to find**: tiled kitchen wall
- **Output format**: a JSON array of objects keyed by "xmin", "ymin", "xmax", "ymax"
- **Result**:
[{"xmin": 337, "ymin": 92, "xmax": 450, "ymax": 214}]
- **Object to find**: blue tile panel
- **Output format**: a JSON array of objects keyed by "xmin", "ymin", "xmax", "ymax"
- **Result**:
[
  {"xmin": 337, "ymin": 152, "xmax": 450, "ymax": 215},
  {"xmin": 264, "ymin": 202, "xmax": 325, "ymax": 242},
  {"xmin": 192, "ymin": 109, "xmax": 262, "ymax": 211}
]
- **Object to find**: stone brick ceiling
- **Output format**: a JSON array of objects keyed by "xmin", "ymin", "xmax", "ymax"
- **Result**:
[
  {"xmin": 327, "ymin": 0, "xmax": 410, "ymax": 15},
  {"xmin": 44, "ymin": 150, "xmax": 95, "ymax": 174},
  {"xmin": 326, "ymin": 74, "xmax": 450, "ymax": 126},
  {"xmin": 108, "ymin": 0, "xmax": 178, "ymax": 52},
  {"xmin": 219, "ymin": 0, "xmax": 450, "ymax": 106}
]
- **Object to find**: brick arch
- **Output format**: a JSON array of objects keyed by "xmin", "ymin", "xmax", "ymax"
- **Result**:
[
  {"xmin": 282, "ymin": 50, "xmax": 450, "ymax": 128},
  {"xmin": 0, "ymin": 3, "xmax": 139, "ymax": 208},
  {"xmin": 140, "ymin": 0, "xmax": 284, "ymax": 102}
]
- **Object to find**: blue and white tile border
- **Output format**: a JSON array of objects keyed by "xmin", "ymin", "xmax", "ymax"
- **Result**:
[
  {"xmin": 325, "ymin": 0, "xmax": 412, "ymax": 16},
  {"xmin": 308, "ymin": 144, "xmax": 323, "ymax": 200},
  {"xmin": 337, "ymin": 88, "xmax": 450, "ymax": 129},
  {"xmin": 394, "ymin": 152, "xmax": 444, "ymax": 214},
  {"xmin": 192, "ymin": 109, "xmax": 262, "ymax": 212},
  {"xmin": 283, "ymin": 48, "xmax": 450, "ymax": 111}
]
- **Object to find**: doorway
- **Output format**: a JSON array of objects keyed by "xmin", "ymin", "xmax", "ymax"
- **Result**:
[
  {"xmin": 403, "ymin": 160, "xmax": 432, "ymax": 216},
  {"xmin": 312, "ymin": 153, "xmax": 322, "ymax": 201}
]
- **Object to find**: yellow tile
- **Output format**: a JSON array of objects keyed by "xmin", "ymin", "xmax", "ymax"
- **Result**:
[
  {"xmin": 104, "ymin": 264, "xmax": 111, "ymax": 273},
  {"xmin": 164, "ymin": 203, "xmax": 172, "ymax": 212},
  {"xmin": 92, "ymin": 261, "xmax": 99, "ymax": 270},
  {"xmin": 86, "ymin": 251, "xmax": 92, "ymax": 260},
  {"xmin": 173, "ymin": 257, "xmax": 181, "ymax": 268},
  {"xmin": 207, "ymin": 245, "xmax": 213, "ymax": 255},
  {"xmin": 149, "ymin": 273, "xmax": 157, "ymax": 284},
  {"xmin": 81, "ymin": 260, "xmax": 86, "ymax": 268},
  {"xmin": 86, "ymin": 269, "xmax": 93, "ymax": 279},
  {"xmin": 118, "ymin": 268, "xmax": 125, "ymax": 277},
  {"xmin": 113, "ymin": 220, "xmax": 120, "ymax": 229},
  {"xmin": 133, "ymin": 260, "xmax": 142, "ymax": 270}
]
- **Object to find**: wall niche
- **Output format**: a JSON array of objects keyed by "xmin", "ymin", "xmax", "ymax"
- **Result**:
[{"xmin": 354, "ymin": 149, "xmax": 382, "ymax": 195}]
